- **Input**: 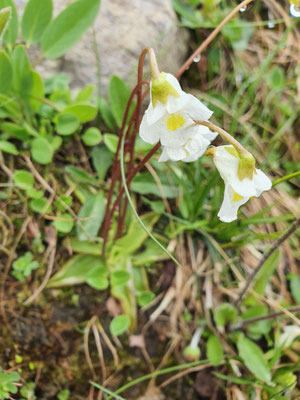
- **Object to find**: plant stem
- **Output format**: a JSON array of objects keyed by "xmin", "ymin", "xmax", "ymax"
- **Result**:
[
  {"xmin": 119, "ymin": 113, "xmax": 180, "ymax": 266},
  {"xmin": 175, "ymin": 0, "xmax": 254, "ymax": 78},
  {"xmin": 101, "ymin": 80, "xmax": 148, "ymax": 254},
  {"xmin": 195, "ymin": 120, "xmax": 250, "ymax": 157},
  {"xmin": 234, "ymin": 214, "xmax": 300, "ymax": 307},
  {"xmin": 230, "ymin": 306, "xmax": 300, "ymax": 331},
  {"xmin": 272, "ymin": 171, "xmax": 300, "ymax": 187}
]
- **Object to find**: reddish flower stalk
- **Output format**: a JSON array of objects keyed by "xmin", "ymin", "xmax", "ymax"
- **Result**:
[{"xmin": 101, "ymin": 80, "xmax": 149, "ymax": 254}]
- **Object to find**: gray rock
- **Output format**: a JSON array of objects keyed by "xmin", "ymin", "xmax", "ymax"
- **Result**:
[{"xmin": 15, "ymin": 0, "xmax": 189, "ymax": 94}]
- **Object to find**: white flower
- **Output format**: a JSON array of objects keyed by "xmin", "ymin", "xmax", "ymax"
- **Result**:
[
  {"xmin": 213, "ymin": 145, "xmax": 272, "ymax": 223},
  {"xmin": 139, "ymin": 72, "xmax": 216, "ymax": 160},
  {"xmin": 278, "ymin": 325, "xmax": 300, "ymax": 349},
  {"xmin": 159, "ymin": 128, "xmax": 217, "ymax": 163}
]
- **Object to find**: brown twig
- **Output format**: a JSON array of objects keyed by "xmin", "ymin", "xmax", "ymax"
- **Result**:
[
  {"xmin": 230, "ymin": 305, "xmax": 300, "ymax": 331},
  {"xmin": 23, "ymin": 227, "xmax": 57, "ymax": 305},
  {"xmin": 234, "ymin": 214, "xmax": 300, "ymax": 307}
]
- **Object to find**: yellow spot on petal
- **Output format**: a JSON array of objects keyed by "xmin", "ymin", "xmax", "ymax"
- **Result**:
[
  {"xmin": 233, "ymin": 192, "xmax": 244, "ymax": 202},
  {"xmin": 186, "ymin": 152, "xmax": 190, "ymax": 156},
  {"xmin": 166, "ymin": 114, "xmax": 186, "ymax": 131}
]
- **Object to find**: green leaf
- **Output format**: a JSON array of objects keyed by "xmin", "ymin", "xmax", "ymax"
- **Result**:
[
  {"xmin": 47, "ymin": 254, "xmax": 105, "ymax": 287},
  {"xmin": 290, "ymin": 275, "xmax": 300, "ymax": 304},
  {"xmin": 12, "ymin": 45, "xmax": 33, "ymax": 99},
  {"xmin": 91, "ymin": 145, "xmax": 113, "ymax": 181},
  {"xmin": 111, "ymin": 270, "xmax": 131, "ymax": 286},
  {"xmin": 65, "ymin": 165, "xmax": 98, "ymax": 185},
  {"xmin": 82, "ymin": 127, "xmax": 102, "ymax": 146},
  {"xmin": 57, "ymin": 389, "xmax": 70, "ymax": 400},
  {"xmin": 206, "ymin": 334, "xmax": 224, "ymax": 366},
  {"xmin": 29, "ymin": 70, "xmax": 45, "ymax": 112},
  {"xmin": 0, "ymin": 140, "xmax": 18, "ymax": 155},
  {"xmin": 0, "ymin": 6, "xmax": 11, "ymax": 39},
  {"xmin": 86, "ymin": 266, "xmax": 109, "ymax": 290},
  {"xmin": 26, "ymin": 188, "xmax": 43, "ymax": 199},
  {"xmin": 241, "ymin": 306, "xmax": 272, "ymax": 338},
  {"xmin": 0, "ymin": 0, "xmax": 18, "ymax": 45},
  {"xmin": 137, "ymin": 291, "xmax": 155, "ymax": 307},
  {"xmin": 0, "ymin": 93, "xmax": 21, "ymax": 119},
  {"xmin": 237, "ymin": 335, "xmax": 272, "ymax": 384},
  {"xmin": 109, "ymin": 314, "xmax": 129, "ymax": 336},
  {"xmin": 63, "ymin": 238, "xmax": 102, "ymax": 255},
  {"xmin": 52, "ymin": 213, "xmax": 74, "ymax": 234},
  {"xmin": 267, "ymin": 66, "xmax": 285, "ymax": 90},
  {"xmin": 113, "ymin": 212, "xmax": 160, "ymax": 256},
  {"xmin": 109, "ymin": 75, "xmax": 135, "ymax": 128},
  {"xmin": 41, "ymin": 0, "xmax": 101, "ymax": 59},
  {"xmin": 98, "ymin": 97, "xmax": 115, "ymax": 130},
  {"xmin": 75, "ymin": 84, "xmax": 94, "ymax": 103},
  {"xmin": 29, "ymin": 198, "xmax": 52, "ymax": 214},
  {"xmin": 13, "ymin": 170, "xmax": 34, "ymax": 189},
  {"xmin": 55, "ymin": 113, "xmax": 80, "ymax": 135},
  {"xmin": 103, "ymin": 133, "xmax": 118, "ymax": 153},
  {"xmin": 253, "ymin": 249, "xmax": 280, "ymax": 293},
  {"xmin": 131, "ymin": 172, "xmax": 179, "ymax": 199},
  {"xmin": 31, "ymin": 137, "xmax": 54, "ymax": 164},
  {"xmin": 62, "ymin": 104, "xmax": 97, "ymax": 123},
  {"xmin": 21, "ymin": 0, "xmax": 52, "ymax": 45},
  {"xmin": 76, "ymin": 192, "xmax": 106, "ymax": 240},
  {"xmin": 0, "ymin": 50, "xmax": 13, "ymax": 94},
  {"xmin": 214, "ymin": 303, "xmax": 238, "ymax": 327},
  {"xmin": 1, "ymin": 122, "xmax": 29, "ymax": 141}
]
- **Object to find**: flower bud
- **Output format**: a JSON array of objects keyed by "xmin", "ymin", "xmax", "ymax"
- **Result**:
[{"xmin": 183, "ymin": 345, "xmax": 201, "ymax": 362}]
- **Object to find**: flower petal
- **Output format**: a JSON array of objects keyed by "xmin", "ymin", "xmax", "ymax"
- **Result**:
[
  {"xmin": 145, "ymin": 101, "xmax": 166, "ymax": 125},
  {"xmin": 252, "ymin": 169, "xmax": 272, "ymax": 196},
  {"xmin": 165, "ymin": 146, "xmax": 187, "ymax": 161},
  {"xmin": 165, "ymin": 73, "xmax": 183, "ymax": 93},
  {"xmin": 185, "ymin": 94, "xmax": 213, "ymax": 121},
  {"xmin": 218, "ymin": 184, "xmax": 249, "ymax": 223},
  {"xmin": 158, "ymin": 147, "xmax": 170, "ymax": 162},
  {"xmin": 139, "ymin": 113, "xmax": 160, "ymax": 145},
  {"xmin": 160, "ymin": 116, "xmax": 195, "ymax": 147}
]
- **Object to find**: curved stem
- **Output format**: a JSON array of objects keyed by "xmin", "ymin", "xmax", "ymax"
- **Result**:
[
  {"xmin": 196, "ymin": 120, "xmax": 250, "ymax": 157},
  {"xmin": 120, "ymin": 117, "xmax": 180, "ymax": 267}
]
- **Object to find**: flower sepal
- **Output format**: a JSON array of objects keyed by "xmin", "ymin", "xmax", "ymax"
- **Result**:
[
  {"xmin": 151, "ymin": 72, "xmax": 180, "ymax": 107},
  {"xmin": 237, "ymin": 151, "xmax": 256, "ymax": 181}
]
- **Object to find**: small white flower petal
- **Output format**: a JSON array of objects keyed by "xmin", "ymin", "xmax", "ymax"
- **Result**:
[
  {"xmin": 278, "ymin": 325, "xmax": 300, "ymax": 348},
  {"xmin": 160, "ymin": 116, "xmax": 195, "ymax": 147},
  {"xmin": 145, "ymin": 102, "xmax": 166, "ymax": 125},
  {"xmin": 181, "ymin": 148, "xmax": 206, "ymax": 162},
  {"xmin": 166, "ymin": 93, "xmax": 189, "ymax": 114},
  {"xmin": 185, "ymin": 94, "xmax": 213, "ymax": 121},
  {"xmin": 198, "ymin": 126, "xmax": 218, "ymax": 142},
  {"xmin": 218, "ymin": 184, "xmax": 249, "ymax": 223},
  {"xmin": 165, "ymin": 146, "xmax": 187, "ymax": 161},
  {"xmin": 185, "ymin": 134, "xmax": 210, "ymax": 155},
  {"xmin": 139, "ymin": 113, "xmax": 160, "ymax": 145},
  {"xmin": 158, "ymin": 147, "xmax": 170, "ymax": 162},
  {"xmin": 252, "ymin": 169, "xmax": 272, "ymax": 195},
  {"xmin": 165, "ymin": 73, "xmax": 183, "ymax": 93},
  {"xmin": 214, "ymin": 146, "xmax": 240, "ymax": 184}
]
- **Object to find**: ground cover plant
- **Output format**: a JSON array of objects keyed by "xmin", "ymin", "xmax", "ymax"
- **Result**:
[{"xmin": 0, "ymin": 0, "xmax": 299, "ymax": 399}]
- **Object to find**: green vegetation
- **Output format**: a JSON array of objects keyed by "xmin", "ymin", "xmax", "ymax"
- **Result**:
[{"xmin": 0, "ymin": 0, "xmax": 299, "ymax": 399}]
